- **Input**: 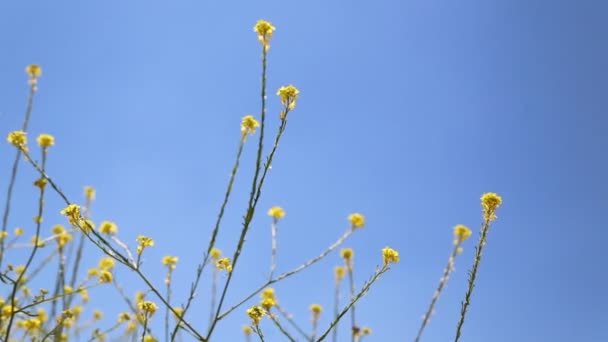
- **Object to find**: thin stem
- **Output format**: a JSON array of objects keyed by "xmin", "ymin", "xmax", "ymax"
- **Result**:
[
  {"xmin": 268, "ymin": 312, "xmax": 297, "ymax": 342},
  {"xmin": 171, "ymin": 138, "xmax": 245, "ymax": 341},
  {"xmin": 209, "ymin": 267, "xmax": 218, "ymax": 330},
  {"xmin": 316, "ymin": 266, "xmax": 389, "ymax": 342},
  {"xmin": 415, "ymin": 244, "xmax": 459, "ymax": 342},
  {"xmin": 454, "ymin": 215, "xmax": 494, "ymax": 342},
  {"xmin": 3, "ymin": 148, "xmax": 46, "ymax": 339},
  {"xmin": 0, "ymin": 83, "xmax": 36, "ymax": 271},
  {"xmin": 347, "ymin": 262, "xmax": 356, "ymax": 341},
  {"xmin": 332, "ymin": 279, "xmax": 340, "ymax": 342},
  {"xmin": 270, "ymin": 220, "xmax": 278, "ymax": 279},
  {"xmin": 165, "ymin": 270, "xmax": 174, "ymax": 342},
  {"xmin": 276, "ymin": 304, "xmax": 311, "ymax": 341},
  {"xmin": 218, "ymin": 229, "xmax": 353, "ymax": 321}
]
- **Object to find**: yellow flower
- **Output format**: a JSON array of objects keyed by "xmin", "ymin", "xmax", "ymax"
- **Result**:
[
  {"xmin": 0, "ymin": 231, "xmax": 8, "ymax": 239},
  {"xmin": 362, "ymin": 327, "xmax": 372, "ymax": 335},
  {"xmin": 99, "ymin": 257, "xmax": 115, "ymax": 270},
  {"xmin": 26, "ymin": 64, "xmax": 42, "ymax": 78},
  {"xmin": 118, "ymin": 312, "xmax": 131, "ymax": 323},
  {"xmin": 98, "ymin": 270, "xmax": 113, "ymax": 283},
  {"xmin": 348, "ymin": 213, "xmax": 365, "ymax": 229},
  {"xmin": 93, "ymin": 310, "xmax": 103, "ymax": 320},
  {"xmin": 136, "ymin": 235, "xmax": 154, "ymax": 254},
  {"xmin": 246, "ymin": 305, "xmax": 266, "ymax": 325},
  {"xmin": 84, "ymin": 186, "xmax": 96, "ymax": 201},
  {"xmin": 52, "ymin": 225, "xmax": 65, "ymax": 235},
  {"xmin": 162, "ymin": 255, "xmax": 179, "ymax": 270},
  {"xmin": 33, "ymin": 177, "xmax": 47, "ymax": 189},
  {"xmin": 216, "ymin": 257, "xmax": 233, "ymax": 273},
  {"xmin": 382, "ymin": 247, "xmax": 400, "ymax": 266},
  {"xmin": 210, "ymin": 248, "xmax": 222, "ymax": 260},
  {"xmin": 172, "ymin": 307, "xmax": 183, "ymax": 320},
  {"xmin": 310, "ymin": 304, "xmax": 322, "ymax": 314},
  {"xmin": 60, "ymin": 204, "xmax": 81, "ymax": 226},
  {"xmin": 340, "ymin": 248, "xmax": 354, "ymax": 261},
  {"xmin": 276, "ymin": 85, "xmax": 300, "ymax": 110},
  {"xmin": 481, "ymin": 192, "xmax": 502, "ymax": 222},
  {"xmin": 87, "ymin": 268, "xmax": 99, "ymax": 277},
  {"xmin": 243, "ymin": 325, "xmax": 253, "ymax": 335},
  {"xmin": 31, "ymin": 235, "xmax": 45, "ymax": 247},
  {"xmin": 453, "ymin": 224, "xmax": 472, "ymax": 244},
  {"xmin": 254, "ymin": 20, "xmax": 276, "ymax": 48},
  {"xmin": 260, "ymin": 297, "xmax": 276, "ymax": 310},
  {"xmin": 37, "ymin": 308, "xmax": 48, "ymax": 322},
  {"xmin": 14, "ymin": 227, "xmax": 24, "ymax": 236},
  {"xmin": 335, "ymin": 266, "xmax": 346, "ymax": 282},
  {"xmin": 56, "ymin": 232, "xmax": 72, "ymax": 248},
  {"xmin": 138, "ymin": 301, "xmax": 158, "ymax": 316},
  {"xmin": 36, "ymin": 134, "xmax": 54, "ymax": 148},
  {"xmin": 143, "ymin": 336, "xmax": 156, "ymax": 342},
  {"xmin": 7, "ymin": 131, "xmax": 27, "ymax": 147},
  {"xmin": 267, "ymin": 206, "xmax": 286, "ymax": 220},
  {"xmin": 99, "ymin": 221, "xmax": 118, "ymax": 235},
  {"xmin": 261, "ymin": 287, "xmax": 276, "ymax": 300},
  {"xmin": 78, "ymin": 287, "xmax": 89, "ymax": 302},
  {"xmin": 241, "ymin": 115, "xmax": 260, "ymax": 136}
]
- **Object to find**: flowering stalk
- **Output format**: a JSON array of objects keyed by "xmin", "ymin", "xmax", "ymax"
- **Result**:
[
  {"xmin": 3, "ymin": 135, "xmax": 48, "ymax": 340},
  {"xmin": 0, "ymin": 65, "xmax": 41, "ymax": 271},
  {"xmin": 454, "ymin": 193, "xmax": 502, "ymax": 342},
  {"xmin": 415, "ymin": 225, "xmax": 472, "ymax": 342}
]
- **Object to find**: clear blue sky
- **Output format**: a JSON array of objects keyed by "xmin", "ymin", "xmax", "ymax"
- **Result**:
[{"xmin": 1, "ymin": 1, "xmax": 607, "ymax": 341}]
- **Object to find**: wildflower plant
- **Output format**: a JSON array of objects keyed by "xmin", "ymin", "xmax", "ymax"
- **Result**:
[{"xmin": 0, "ymin": 18, "xmax": 504, "ymax": 342}]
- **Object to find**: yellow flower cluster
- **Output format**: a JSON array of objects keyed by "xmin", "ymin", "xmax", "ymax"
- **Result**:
[
  {"xmin": 216, "ymin": 257, "xmax": 233, "ymax": 273},
  {"xmin": 26, "ymin": 64, "xmax": 42, "ymax": 79},
  {"xmin": 267, "ymin": 206, "xmax": 286, "ymax": 220},
  {"xmin": 310, "ymin": 303, "xmax": 323, "ymax": 315},
  {"xmin": 241, "ymin": 115, "xmax": 260, "ymax": 137},
  {"xmin": 335, "ymin": 266, "xmax": 346, "ymax": 282},
  {"xmin": 382, "ymin": 247, "xmax": 400, "ymax": 266},
  {"xmin": 84, "ymin": 186, "xmax": 96, "ymax": 201},
  {"xmin": 162, "ymin": 255, "xmax": 179, "ymax": 270},
  {"xmin": 260, "ymin": 287, "xmax": 277, "ymax": 310},
  {"xmin": 99, "ymin": 221, "xmax": 118, "ymax": 235},
  {"xmin": 453, "ymin": 224, "xmax": 472, "ymax": 244},
  {"xmin": 138, "ymin": 301, "xmax": 158, "ymax": 317},
  {"xmin": 246, "ymin": 305, "xmax": 266, "ymax": 325},
  {"xmin": 277, "ymin": 85, "xmax": 300, "ymax": 110},
  {"xmin": 341, "ymin": 248, "xmax": 354, "ymax": 261},
  {"xmin": 36, "ymin": 133, "xmax": 54, "ymax": 148},
  {"xmin": 254, "ymin": 20, "xmax": 275, "ymax": 49},
  {"xmin": 481, "ymin": 192, "xmax": 502, "ymax": 222},
  {"xmin": 136, "ymin": 235, "xmax": 155, "ymax": 254},
  {"xmin": 60, "ymin": 204, "xmax": 82, "ymax": 226},
  {"xmin": 348, "ymin": 213, "xmax": 365, "ymax": 229},
  {"xmin": 210, "ymin": 247, "xmax": 222, "ymax": 260},
  {"xmin": 7, "ymin": 130, "xmax": 27, "ymax": 149}
]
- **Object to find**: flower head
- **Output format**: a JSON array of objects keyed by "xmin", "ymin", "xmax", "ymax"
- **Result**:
[
  {"xmin": 99, "ymin": 221, "xmax": 118, "ymax": 235},
  {"xmin": 382, "ymin": 247, "xmax": 400, "ymax": 266},
  {"xmin": 241, "ymin": 115, "xmax": 260, "ymax": 137},
  {"xmin": 98, "ymin": 270, "xmax": 113, "ymax": 284},
  {"xmin": 138, "ymin": 301, "xmax": 158, "ymax": 317},
  {"xmin": 340, "ymin": 248, "xmax": 354, "ymax": 261},
  {"xmin": 268, "ymin": 206, "xmax": 286, "ymax": 221},
  {"xmin": 243, "ymin": 325, "xmax": 253, "ymax": 335},
  {"xmin": 216, "ymin": 257, "xmax": 232, "ymax": 273},
  {"xmin": 84, "ymin": 186, "xmax": 96, "ymax": 201},
  {"xmin": 310, "ymin": 304, "xmax": 322, "ymax": 315},
  {"xmin": 277, "ymin": 85, "xmax": 300, "ymax": 110},
  {"xmin": 162, "ymin": 255, "xmax": 179, "ymax": 270},
  {"xmin": 348, "ymin": 213, "xmax": 365, "ymax": 229},
  {"xmin": 210, "ymin": 248, "xmax": 222, "ymax": 260},
  {"xmin": 246, "ymin": 305, "xmax": 266, "ymax": 325},
  {"xmin": 60, "ymin": 204, "xmax": 81, "ymax": 226},
  {"xmin": 335, "ymin": 266, "xmax": 346, "ymax": 282},
  {"xmin": 453, "ymin": 224, "xmax": 472, "ymax": 244},
  {"xmin": 36, "ymin": 134, "xmax": 54, "ymax": 149},
  {"xmin": 7, "ymin": 131, "xmax": 27, "ymax": 148},
  {"xmin": 254, "ymin": 20, "xmax": 276, "ymax": 49},
  {"xmin": 26, "ymin": 65, "xmax": 42, "ymax": 79},
  {"xmin": 481, "ymin": 192, "xmax": 502, "ymax": 222},
  {"xmin": 136, "ymin": 235, "xmax": 154, "ymax": 254}
]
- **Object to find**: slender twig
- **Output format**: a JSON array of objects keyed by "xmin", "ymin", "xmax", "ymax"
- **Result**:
[
  {"xmin": 218, "ymin": 229, "xmax": 353, "ymax": 321},
  {"xmin": 0, "ymin": 81, "xmax": 37, "ymax": 271},
  {"xmin": 170, "ymin": 138, "xmax": 245, "ymax": 341},
  {"xmin": 347, "ymin": 262, "xmax": 356, "ymax": 342},
  {"xmin": 268, "ymin": 312, "xmax": 297, "ymax": 342},
  {"xmin": 276, "ymin": 304, "xmax": 311, "ymax": 341},
  {"xmin": 3, "ymin": 148, "xmax": 47, "ymax": 340},
  {"xmin": 270, "ymin": 220, "xmax": 278, "ymax": 279},
  {"xmin": 332, "ymin": 277, "xmax": 341, "ymax": 342},
  {"xmin": 414, "ymin": 244, "xmax": 459, "ymax": 342},
  {"xmin": 454, "ymin": 216, "xmax": 494, "ymax": 342},
  {"xmin": 316, "ymin": 266, "xmax": 389, "ymax": 342}
]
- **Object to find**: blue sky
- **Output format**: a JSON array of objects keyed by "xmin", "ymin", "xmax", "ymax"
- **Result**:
[{"xmin": 1, "ymin": 1, "xmax": 607, "ymax": 341}]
